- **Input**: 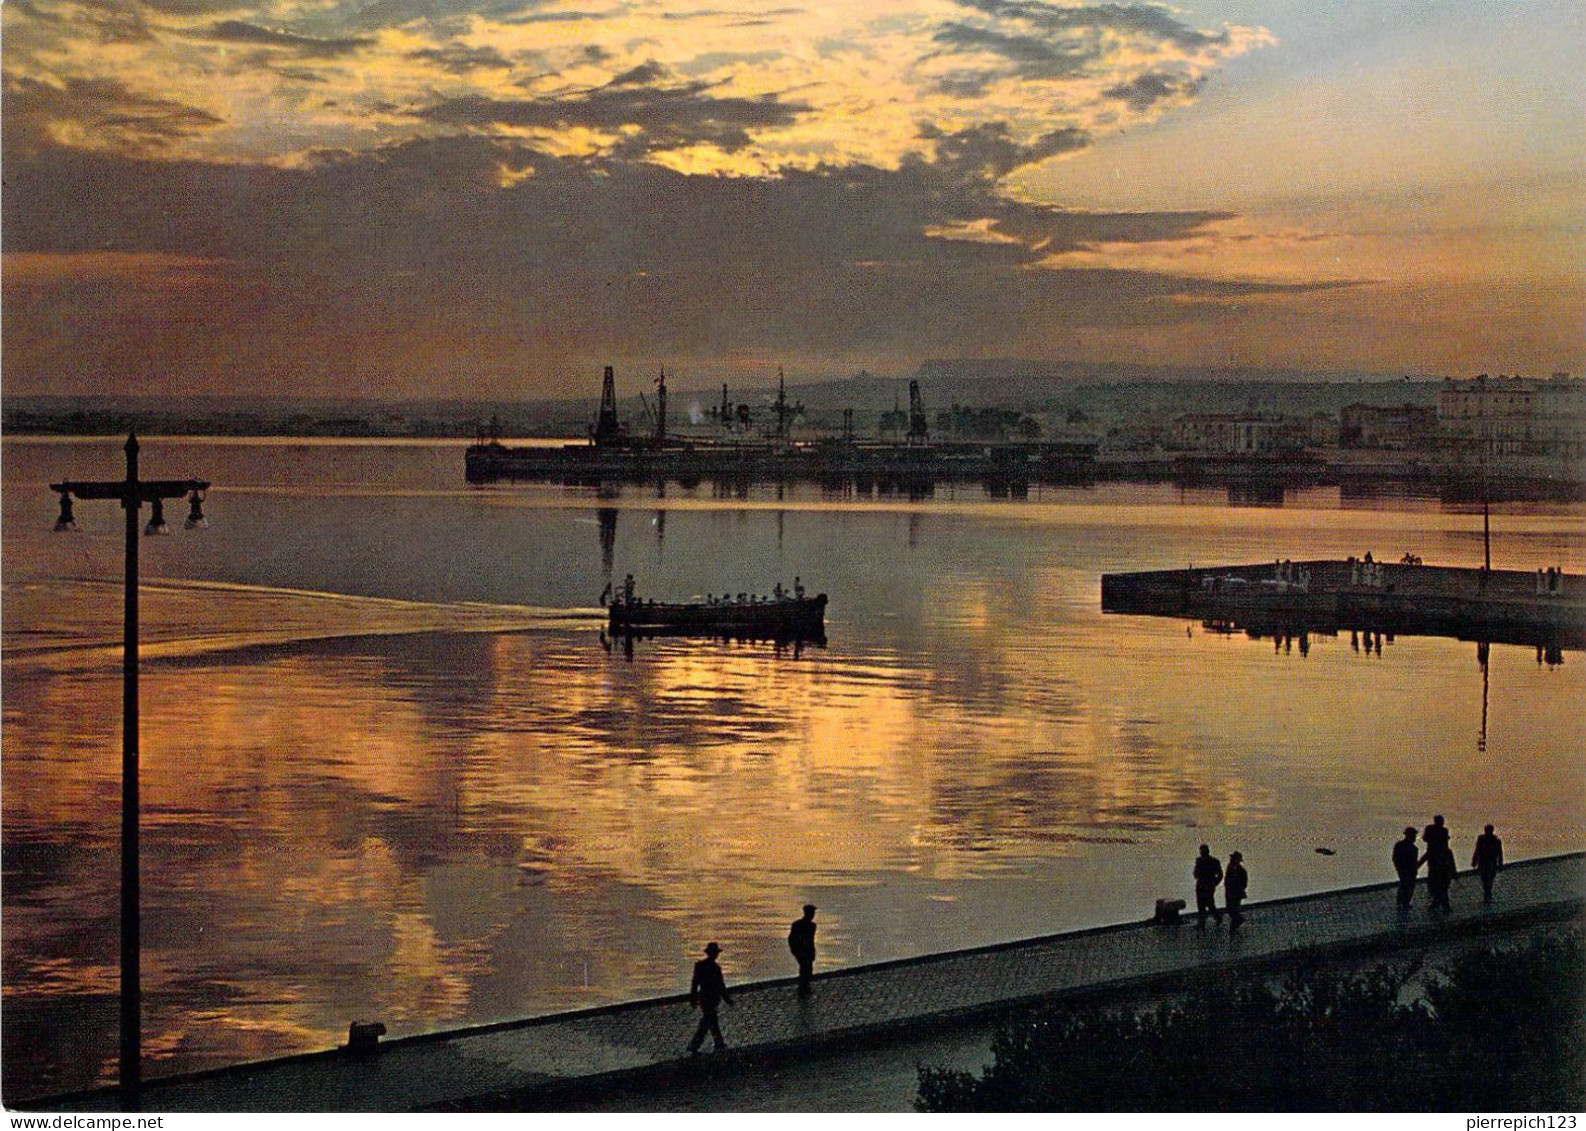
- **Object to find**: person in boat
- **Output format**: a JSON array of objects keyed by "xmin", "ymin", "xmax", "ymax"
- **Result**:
[
  {"xmin": 794, "ymin": 577, "xmax": 805, "ymax": 600},
  {"xmin": 623, "ymin": 574, "xmax": 636, "ymax": 602},
  {"xmin": 774, "ymin": 582, "xmax": 784, "ymax": 601}
]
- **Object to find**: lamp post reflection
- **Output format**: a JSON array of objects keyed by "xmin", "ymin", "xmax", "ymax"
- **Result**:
[{"xmin": 49, "ymin": 433, "xmax": 211, "ymax": 1110}]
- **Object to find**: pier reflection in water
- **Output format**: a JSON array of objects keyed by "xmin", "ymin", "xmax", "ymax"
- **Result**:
[{"xmin": 2, "ymin": 438, "xmax": 1583, "ymax": 1101}]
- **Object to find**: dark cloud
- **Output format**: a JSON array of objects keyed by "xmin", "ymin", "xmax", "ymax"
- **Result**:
[
  {"xmin": 2, "ymin": 76, "xmax": 223, "ymax": 157},
  {"xmin": 407, "ymin": 43, "xmax": 514, "ymax": 72},
  {"xmin": 136, "ymin": 0, "xmax": 250, "ymax": 14},
  {"xmin": 1103, "ymin": 70, "xmax": 1204, "ymax": 111},
  {"xmin": 933, "ymin": 2, "xmax": 1231, "ymax": 84},
  {"xmin": 920, "ymin": 121, "xmax": 1090, "ymax": 181},
  {"xmin": 417, "ymin": 82, "xmax": 806, "ymax": 154},
  {"xmin": 953, "ymin": 0, "xmax": 1230, "ymax": 51},
  {"xmin": 678, "ymin": 50, "xmax": 782, "ymax": 73},
  {"xmin": 934, "ymin": 72, "xmax": 996, "ymax": 99},
  {"xmin": 0, "ymin": 128, "xmax": 1342, "ymax": 398},
  {"xmin": 4, "ymin": 0, "xmax": 155, "ymax": 44},
  {"xmin": 272, "ymin": 68, "xmax": 334, "ymax": 85},
  {"xmin": 660, "ymin": 7, "xmax": 804, "ymax": 19},
  {"xmin": 498, "ymin": 7, "xmax": 626, "ymax": 24},
  {"xmin": 349, "ymin": 0, "xmax": 546, "ymax": 30},
  {"xmin": 202, "ymin": 20, "xmax": 373, "ymax": 55},
  {"xmin": 607, "ymin": 61, "xmax": 669, "ymax": 87},
  {"xmin": 933, "ymin": 22, "xmax": 1089, "ymax": 80}
]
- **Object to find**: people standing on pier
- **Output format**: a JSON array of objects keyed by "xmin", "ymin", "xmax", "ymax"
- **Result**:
[
  {"xmin": 687, "ymin": 942, "xmax": 733, "ymax": 1054},
  {"xmin": 1224, "ymin": 852, "xmax": 1248, "ymax": 930},
  {"xmin": 1420, "ymin": 816, "xmax": 1456, "ymax": 912},
  {"xmin": 1392, "ymin": 827, "xmax": 1421, "ymax": 909},
  {"xmin": 1472, "ymin": 824, "xmax": 1504, "ymax": 903},
  {"xmin": 1193, "ymin": 845, "xmax": 1223, "ymax": 927},
  {"xmin": 788, "ymin": 904, "xmax": 818, "ymax": 997}
]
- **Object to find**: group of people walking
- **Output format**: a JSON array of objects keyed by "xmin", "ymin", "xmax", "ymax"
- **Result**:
[
  {"xmin": 688, "ymin": 822, "xmax": 1509, "ymax": 1054},
  {"xmin": 1394, "ymin": 816, "xmax": 1504, "ymax": 911},
  {"xmin": 686, "ymin": 904, "xmax": 819, "ymax": 1054},
  {"xmin": 1191, "ymin": 817, "xmax": 1506, "ymax": 932}
]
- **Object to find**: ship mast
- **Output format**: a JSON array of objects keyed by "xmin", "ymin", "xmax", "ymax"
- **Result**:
[{"xmin": 655, "ymin": 366, "xmax": 667, "ymax": 447}]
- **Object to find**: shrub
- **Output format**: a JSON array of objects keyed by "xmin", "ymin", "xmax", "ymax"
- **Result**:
[{"xmin": 917, "ymin": 931, "xmax": 1584, "ymax": 1112}]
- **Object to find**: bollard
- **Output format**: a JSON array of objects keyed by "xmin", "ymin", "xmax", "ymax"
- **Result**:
[{"xmin": 347, "ymin": 1021, "xmax": 386, "ymax": 1055}]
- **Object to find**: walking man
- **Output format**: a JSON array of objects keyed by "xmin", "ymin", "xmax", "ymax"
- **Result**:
[
  {"xmin": 1193, "ymin": 844, "xmax": 1224, "ymax": 927},
  {"xmin": 788, "ymin": 904, "xmax": 818, "ymax": 998},
  {"xmin": 1392, "ymin": 827, "xmax": 1420, "ymax": 909},
  {"xmin": 687, "ymin": 942, "xmax": 733, "ymax": 1054},
  {"xmin": 1471, "ymin": 824, "xmax": 1504, "ymax": 903},
  {"xmin": 1224, "ymin": 852, "xmax": 1249, "ymax": 931}
]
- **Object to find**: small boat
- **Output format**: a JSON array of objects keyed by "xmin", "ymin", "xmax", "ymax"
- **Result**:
[{"xmin": 608, "ymin": 592, "xmax": 827, "ymax": 640}]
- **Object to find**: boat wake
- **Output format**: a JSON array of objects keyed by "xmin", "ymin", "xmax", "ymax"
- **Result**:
[{"xmin": 3, "ymin": 577, "xmax": 601, "ymax": 673}]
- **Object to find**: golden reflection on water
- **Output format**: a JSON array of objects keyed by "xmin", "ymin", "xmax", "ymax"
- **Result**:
[
  {"xmin": 3, "ymin": 440, "xmax": 1583, "ymax": 1100},
  {"xmin": 4, "ymin": 575, "xmax": 1272, "ymax": 1090}
]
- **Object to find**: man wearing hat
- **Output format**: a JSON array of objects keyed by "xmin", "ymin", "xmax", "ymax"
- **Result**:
[
  {"xmin": 1393, "ymin": 826, "xmax": 1421, "ymax": 908},
  {"xmin": 788, "ymin": 904, "xmax": 818, "ymax": 998},
  {"xmin": 687, "ymin": 942, "xmax": 733, "ymax": 1053},
  {"xmin": 1224, "ymin": 851, "xmax": 1249, "ymax": 931}
]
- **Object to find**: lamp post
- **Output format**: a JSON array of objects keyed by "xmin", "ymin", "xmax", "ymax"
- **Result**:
[{"xmin": 50, "ymin": 433, "xmax": 210, "ymax": 1110}]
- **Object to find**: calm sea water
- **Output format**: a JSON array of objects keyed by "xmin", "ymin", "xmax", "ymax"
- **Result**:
[{"xmin": 3, "ymin": 437, "xmax": 1583, "ymax": 1099}]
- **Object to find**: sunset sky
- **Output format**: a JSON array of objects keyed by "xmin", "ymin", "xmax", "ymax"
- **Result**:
[{"xmin": 3, "ymin": 0, "xmax": 1582, "ymax": 398}]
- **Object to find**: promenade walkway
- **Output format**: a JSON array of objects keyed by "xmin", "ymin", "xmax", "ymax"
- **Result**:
[{"xmin": 40, "ymin": 853, "xmax": 1585, "ymax": 1113}]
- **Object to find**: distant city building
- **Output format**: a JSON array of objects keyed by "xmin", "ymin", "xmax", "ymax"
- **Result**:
[
  {"xmin": 1306, "ymin": 411, "xmax": 1339, "ymax": 448},
  {"xmin": 1438, "ymin": 373, "xmax": 1584, "ymax": 459},
  {"xmin": 1169, "ymin": 414, "xmax": 1308, "ymax": 455},
  {"xmin": 1340, "ymin": 403, "xmax": 1438, "ymax": 449}
]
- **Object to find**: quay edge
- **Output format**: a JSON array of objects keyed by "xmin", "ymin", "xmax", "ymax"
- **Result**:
[{"xmin": 1101, "ymin": 559, "xmax": 1585, "ymax": 648}]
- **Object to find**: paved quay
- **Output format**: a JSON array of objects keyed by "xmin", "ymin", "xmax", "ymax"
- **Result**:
[{"xmin": 39, "ymin": 853, "xmax": 1585, "ymax": 1113}]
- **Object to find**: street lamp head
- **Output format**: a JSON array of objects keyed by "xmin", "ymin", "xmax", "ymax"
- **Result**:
[
  {"xmin": 144, "ymin": 497, "xmax": 171, "ymax": 537},
  {"xmin": 54, "ymin": 491, "xmax": 79, "ymax": 532},
  {"xmin": 184, "ymin": 490, "xmax": 208, "ymax": 530}
]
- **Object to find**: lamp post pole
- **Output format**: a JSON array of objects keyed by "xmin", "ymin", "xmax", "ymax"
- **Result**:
[{"xmin": 51, "ymin": 434, "xmax": 210, "ymax": 1111}]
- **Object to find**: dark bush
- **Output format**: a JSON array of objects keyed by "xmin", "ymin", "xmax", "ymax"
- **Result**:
[{"xmin": 917, "ymin": 932, "xmax": 1584, "ymax": 1112}]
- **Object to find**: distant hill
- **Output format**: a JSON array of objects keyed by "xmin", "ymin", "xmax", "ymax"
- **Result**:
[
  {"xmin": 3, "ymin": 361, "xmax": 1448, "ymax": 439},
  {"xmin": 776, "ymin": 360, "xmax": 1442, "ymax": 423},
  {"xmin": 914, "ymin": 358, "xmax": 1403, "ymax": 385}
]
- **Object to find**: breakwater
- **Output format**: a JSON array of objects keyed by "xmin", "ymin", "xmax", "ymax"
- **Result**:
[
  {"xmin": 1102, "ymin": 560, "xmax": 1585, "ymax": 649},
  {"xmin": 465, "ymin": 438, "xmax": 1098, "ymax": 490}
]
